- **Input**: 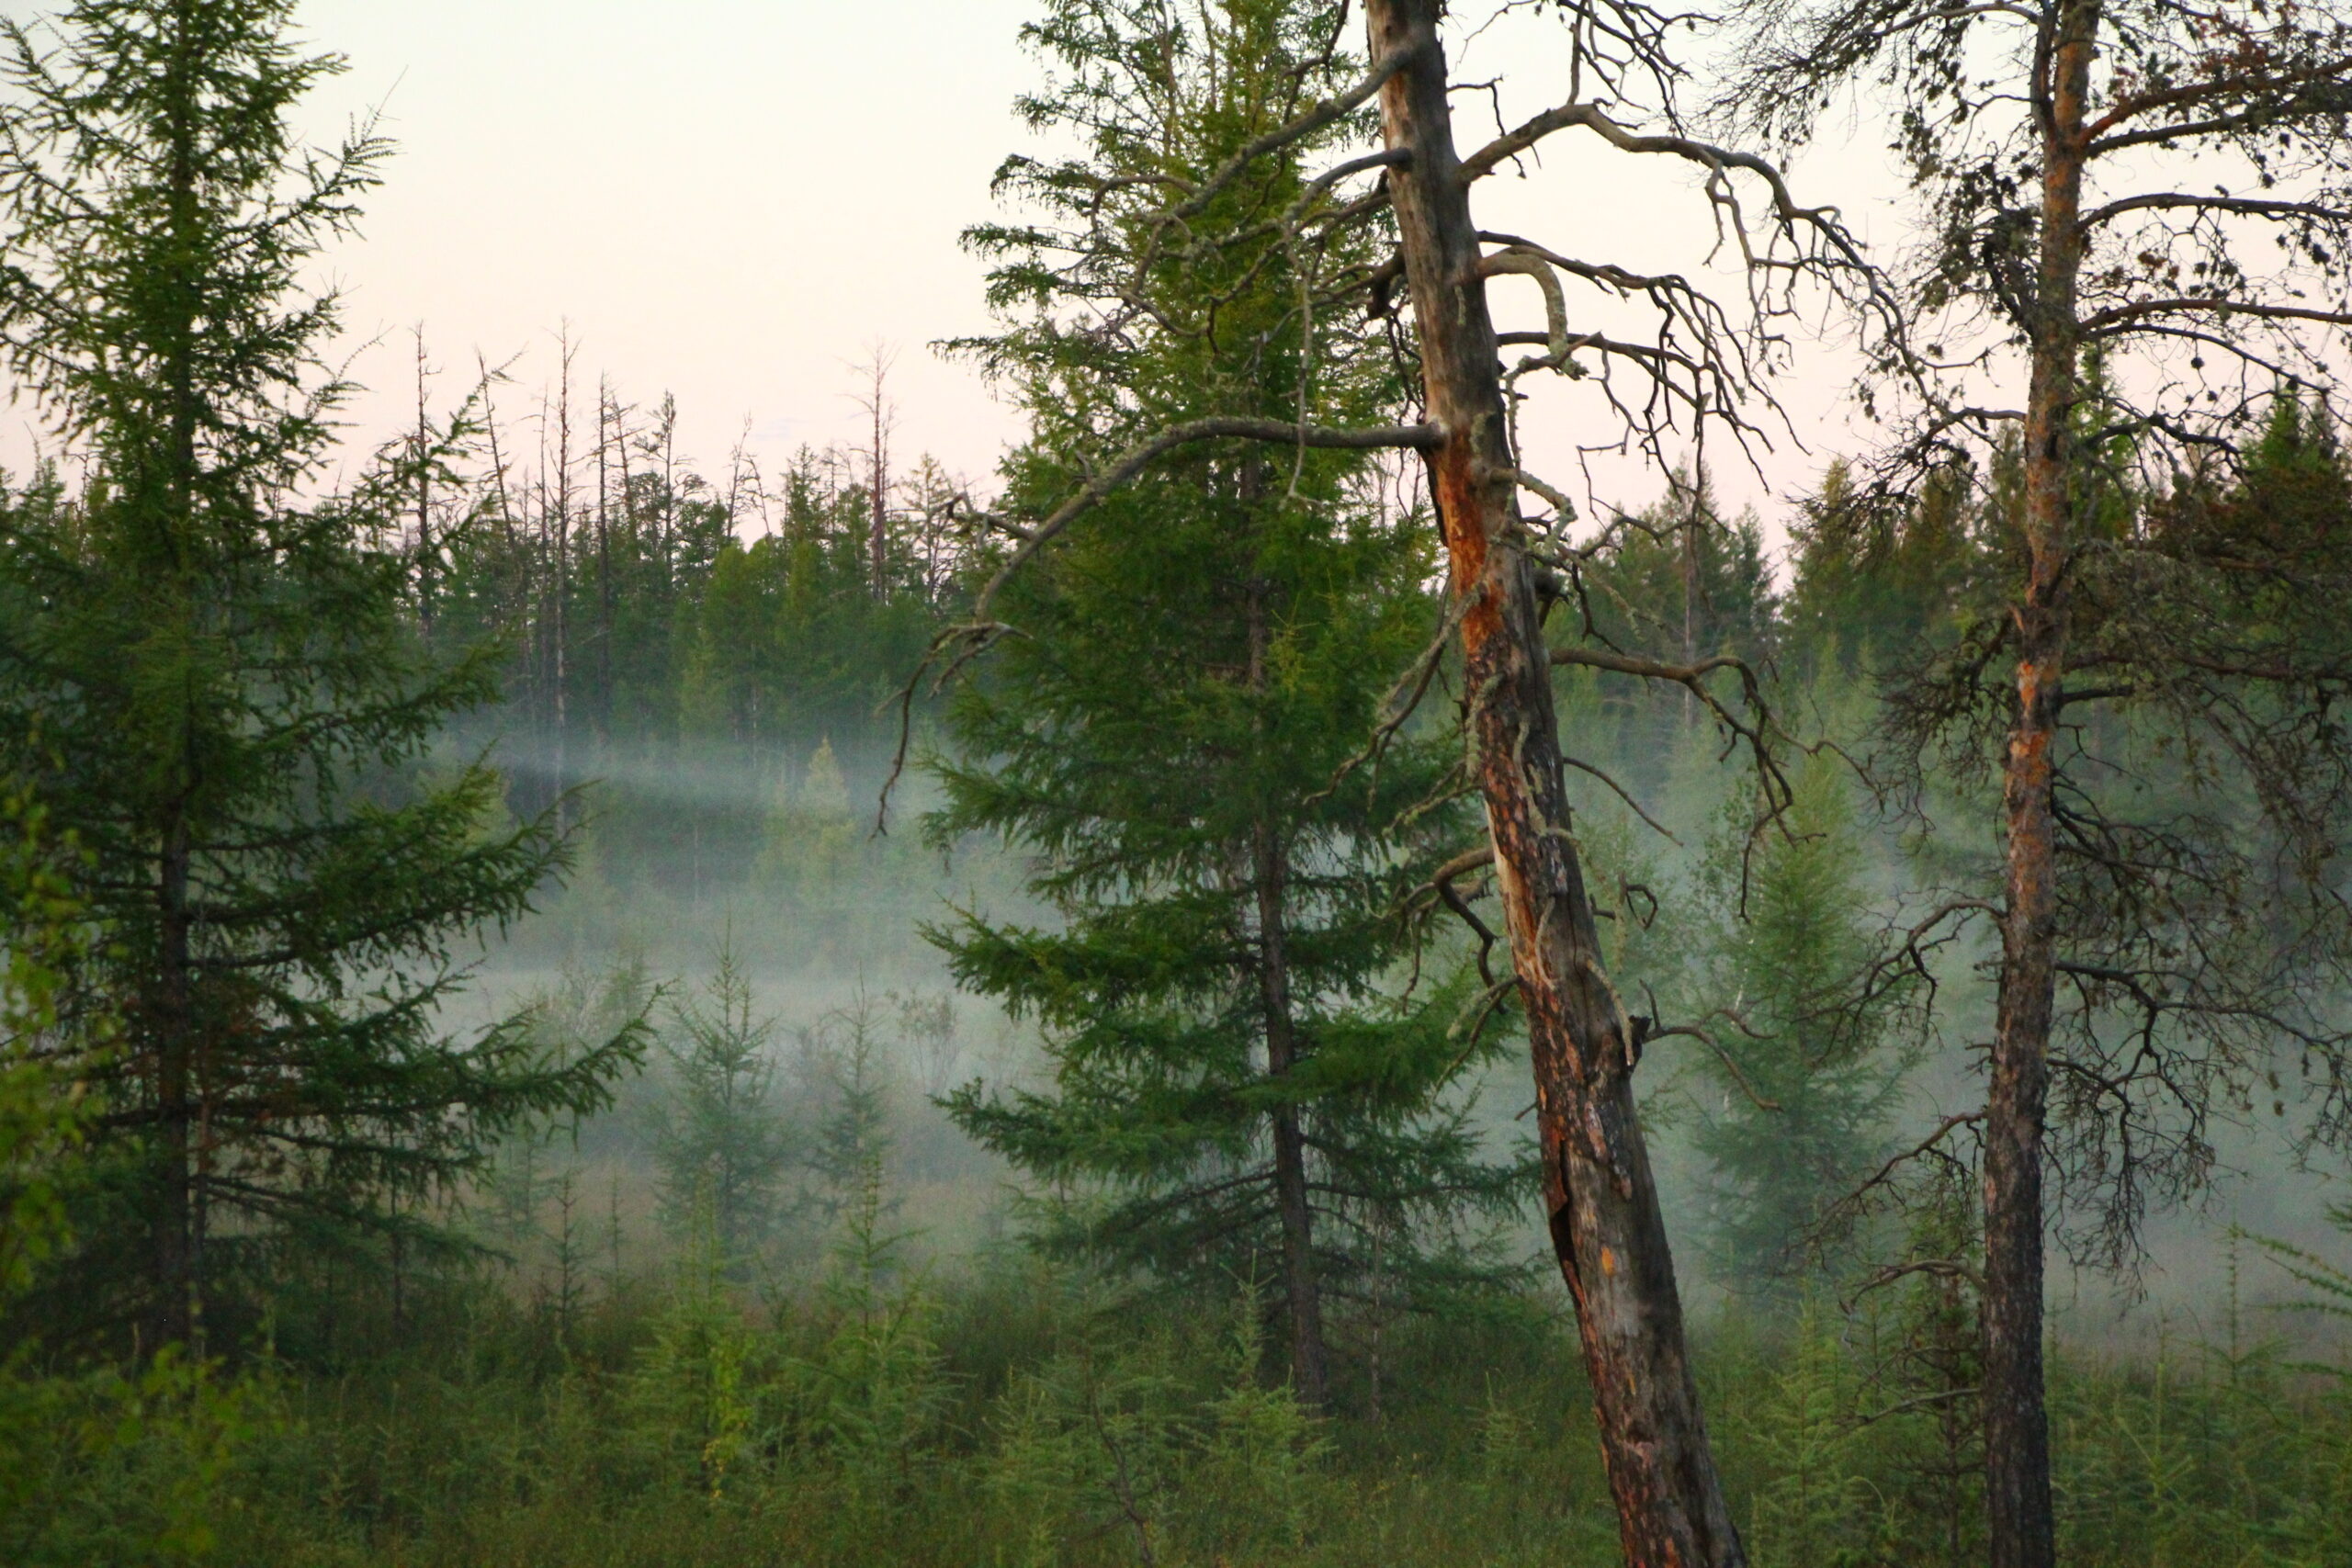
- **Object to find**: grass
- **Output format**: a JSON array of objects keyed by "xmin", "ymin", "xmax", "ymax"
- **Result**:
[{"xmin": 6, "ymin": 1242, "xmax": 2348, "ymax": 1568}]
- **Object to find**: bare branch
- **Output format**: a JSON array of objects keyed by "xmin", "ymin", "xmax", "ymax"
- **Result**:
[
  {"xmin": 1643, "ymin": 1021, "xmax": 1784, "ymax": 1110},
  {"xmin": 975, "ymin": 416, "xmax": 1439, "ymax": 619},
  {"xmin": 1159, "ymin": 43, "xmax": 1420, "ymax": 230},
  {"xmin": 2083, "ymin": 297, "xmax": 2352, "ymax": 334}
]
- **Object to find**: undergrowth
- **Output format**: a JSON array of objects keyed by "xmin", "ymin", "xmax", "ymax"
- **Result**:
[{"xmin": 5, "ymin": 1240, "xmax": 2348, "ymax": 1568}]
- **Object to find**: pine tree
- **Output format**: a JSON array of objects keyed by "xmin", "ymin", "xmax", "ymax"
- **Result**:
[
  {"xmin": 0, "ymin": 0, "xmax": 639, "ymax": 1349},
  {"xmin": 798, "ymin": 988, "xmax": 907, "ymax": 1276},
  {"xmin": 932, "ymin": 0, "xmax": 1521, "ymax": 1410},
  {"xmin": 1563, "ymin": 468, "xmax": 1781, "ymax": 795}
]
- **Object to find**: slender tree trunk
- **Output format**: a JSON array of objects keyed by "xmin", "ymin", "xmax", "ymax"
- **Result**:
[
  {"xmin": 1367, "ymin": 4, "xmax": 1743, "ymax": 1561},
  {"xmin": 148, "ymin": 816, "xmax": 195, "ymax": 1351},
  {"xmin": 552, "ymin": 345, "xmax": 574, "ymax": 834},
  {"xmin": 1256, "ymin": 829, "xmax": 1329, "ymax": 1410},
  {"xmin": 596, "ymin": 380, "xmax": 616, "ymax": 754},
  {"xmin": 1984, "ymin": 7, "xmax": 2097, "ymax": 1565},
  {"xmin": 1679, "ymin": 478, "xmax": 1701, "ymax": 727},
  {"xmin": 870, "ymin": 374, "xmax": 889, "ymax": 598},
  {"xmin": 150, "ymin": 20, "xmax": 201, "ymax": 1349},
  {"xmin": 1245, "ymin": 575, "xmax": 1329, "ymax": 1408},
  {"xmin": 414, "ymin": 329, "xmax": 435, "ymax": 639}
]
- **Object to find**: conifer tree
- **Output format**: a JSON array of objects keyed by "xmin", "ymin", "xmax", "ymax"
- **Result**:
[
  {"xmin": 0, "ymin": 0, "xmax": 639, "ymax": 1349},
  {"xmin": 932, "ymin": 0, "xmax": 1521, "ymax": 1409},
  {"xmin": 1781, "ymin": 462, "xmax": 1979, "ymax": 682},
  {"xmin": 1688, "ymin": 766, "xmax": 1906, "ymax": 1297},
  {"xmin": 649, "ymin": 941, "xmax": 793, "ymax": 1273}
]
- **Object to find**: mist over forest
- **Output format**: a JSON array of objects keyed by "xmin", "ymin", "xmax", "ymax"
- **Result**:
[{"xmin": 4, "ymin": 3, "xmax": 2352, "ymax": 1567}]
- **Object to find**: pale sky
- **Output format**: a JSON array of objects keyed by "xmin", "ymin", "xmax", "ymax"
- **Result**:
[
  {"xmin": 296, "ymin": 0, "xmax": 1042, "ymax": 497},
  {"xmin": 6, "ymin": 1, "xmax": 1905, "ymax": 542}
]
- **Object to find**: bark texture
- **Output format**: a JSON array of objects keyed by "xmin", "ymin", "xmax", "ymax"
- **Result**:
[
  {"xmin": 1367, "ymin": 3, "xmax": 1744, "ymax": 1561},
  {"xmin": 1984, "ymin": 5, "xmax": 2098, "ymax": 1563}
]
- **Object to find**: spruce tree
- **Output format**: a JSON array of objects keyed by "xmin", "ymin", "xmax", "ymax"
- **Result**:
[
  {"xmin": 931, "ymin": 0, "xmax": 1521, "ymax": 1409},
  {"xmin": 1687, "ymin": 765, "xmax": 1906, "ymax": 1298},
  {"xmin": 0, "ymin": 0, "xmax": 638, "ymax": 1349},
  {"xmin": 649, "ymin": 940, "xmax": 793, "ymax": 1272}
]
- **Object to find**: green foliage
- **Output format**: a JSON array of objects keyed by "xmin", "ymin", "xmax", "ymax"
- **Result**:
[
  {"xmin": 0, "ymin": 794, "xmax": 291, "ymax": 1566},
  {"xmin": 0, "ymin": 1254, "xmax": 2340, "ymax": 1567},
  {"xmin": 1588, "ymin": 472, "xmax": 1778, "ymax": 666},
  {"xmin": 1737, "ymin": 1303, "xmax": 1882, "ymax": 1567},
  {"xmin": 624, "ymin": 1203, "xmax": 763, "ymax": 1496},
  {"xmin": 435, "ymin": 412, "xmax": 964, "ymax": 911},
  {"xmin": 981, "ymin": 1325, "xmax": 1186, "ymax": 1568},
  {"xmin": 1686, "ymin": 764, "xmax": 1909, "ymax": 1294},
  {"xmin": 933, "ymin": 0, "xmax": 1521, "ymax": 1390},
  {"xmin": 1178, "ymin": 1290, "xmax": 1332, "ymax": 1558},
  {"xmin": 2254, "ymin": 1201, "xmax": 2352, "ymax": 1348},
  {"xmin": 1782, "ymin": 460, "xmax": 1983, "ymax": 682},
  {"xmin": 789, "ymin": 1004, "xmax": 945, "ymax": 1510},
  {"xmin": 648, "ymin": 939, "xmax": 793, "ymax": 1270},
  {"xmin": 1547, "ymin": 467, "xmax": 1781, "ymax": 803},
  {"xmin": 0, "ymin": 6, "xmax": 2346, "ymax": 1566},
  {"xmin": 0, "ymin": 784, "xmax": 96, "ymax": 1307},
  {"xmin": 1857, "ymin": 1165, "xmax": 1986, "ymax": 1567},
  {"xmin": 799, "ymin": 989, "xmax": 909, "ymax": 1242},
  {"xmin": 0, "ymin": 1348, "xmax": 285, "ymax": 1568},
  {"xmin": 0, "ymin": 0, "xmax": 643, "ymax": 1346},
  {"xmin": 790, "ymin": 1257, "xmax": 947, "ymax": 1519}
]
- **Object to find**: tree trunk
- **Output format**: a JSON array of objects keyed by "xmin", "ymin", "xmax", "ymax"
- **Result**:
[
  {"xmin": 150, "ymin": 21, "xmax": 201, "ymax": 1349},
  {"xmin": 1367, "ymin": 4, "xmax": 1744, "ymax": 1561},
  {"xmin": 554, "ymin": 390, "xmax": 571, "ymax": 837},
  {"xmin": 414, "ymin": 333, "xmax": 435, "ymax": 637},
  {"xmin": 1984, "ymin": 6, "xmax": 2097, "ymax": 1565},
  {"xmin": 1259, "ymin": 846, "xmax": 1329, "ymax": 1411},
  {"xmin": 596, "ymin": 383, "xmax": 616, "ymax": 754},
  {"xmin": 148, "ymin": 817, "xmax": 195, "ymax": 1351},
  {"xmin": 871, "ymin": 391, "xmax": 889, "ymax": 599},
  {"xmin": 1247, "ymin": 577, "xmax": 1329, "ymax": 1409}
]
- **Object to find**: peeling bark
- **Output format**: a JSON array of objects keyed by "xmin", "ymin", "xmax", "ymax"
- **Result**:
[
  {"xmin": 1984, "ymin": 6, "xmax": 2099, "ymax": 1564},
  {"xmin": 1368, "ymin": 3, "xmax": 1744, "ymax": 1561}
]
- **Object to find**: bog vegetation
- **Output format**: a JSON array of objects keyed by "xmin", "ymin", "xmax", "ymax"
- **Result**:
[{"xmin": 2, "ymin": 1, "xmax": 2350, "ymax": 1565}]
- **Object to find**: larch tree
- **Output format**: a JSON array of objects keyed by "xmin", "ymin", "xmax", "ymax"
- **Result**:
[
  {"xmin": 898, "ymin": 0, "xmax": 1871, "ymax": 1558},
  {"xmin": 0, "ymin": 0, "xmax": 640, "ymax": 1351},
  {"xmin": 1721, "ymin": 0, "xmax": 2352, "ymax": 1560},
  {"xmin": 930, "ymin": 0, "xmax": 1522, "ymax": 1411},
  {"xmin": 1686, "ymin": 764, "xmax": 1909, "ymax": 1298}
]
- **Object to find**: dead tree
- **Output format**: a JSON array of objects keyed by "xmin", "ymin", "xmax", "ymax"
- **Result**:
[
  {"xmin": 853, "ymin": 345, "xmax": 899, "ymax": 599},
  {"xmin": 413, "ymin": 328, "xmax": 437, "ymax": 636},
  {"xmin": 1723, "ymin": 2, "xmax": 2352, "ymax": 1562},
  {"xmin": 899, "ymin": 2, "xmax": 1876, "ymax": 1561}
]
